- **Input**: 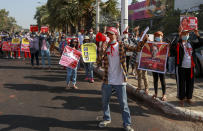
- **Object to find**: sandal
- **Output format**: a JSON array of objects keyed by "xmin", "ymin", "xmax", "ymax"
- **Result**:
[
  {"xmin": 179, "ymin": 100, "xmax": 184, "ymax": 107},
  {"xmin": 144, "ymin": 88, "xmax": 149, "ymax": 95},
  {"xmin": 152, "ymin": 94, "xmax": 157, "ymax": 99},
  {"xmin": 161, "ymin": 95, "xmax": 167, "ymax": 101},
  {"xmin": 135, "ymin": 88, "xmax": 141, "ymax": 93},
  {"xmin": 72, "ymin": 85, "xmax": 78, "ymax": 90}
]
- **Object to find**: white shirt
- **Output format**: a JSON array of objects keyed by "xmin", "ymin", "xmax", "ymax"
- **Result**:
[
  {"xmin": 182, "ymin": 42, "xmax": 192, "ymax": 68},
  {"xmin": 107, "ymin": 42, "xmax": 126, "ymax": 85}
]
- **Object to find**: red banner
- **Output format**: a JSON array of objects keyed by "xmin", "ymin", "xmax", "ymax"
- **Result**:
[
  {"xmin": 30, "ymin": 25, "xmax": 38, "ymax": 32},
  {"xmin": 138, "ymin": 42, "xmax": 169, "ymax": 73},
  {"xmin": 2, "ymin": 41, "xmax": 11, "ymax": 51},
  {"xmin": 41, "ymin": 26, "xmax": 49, "ymax": 33},
  {"xmin": 59, "ymin": 46, "xmax": 81, "ymax": 69},
  {"xmin": 180, "ymin": 16, "xmax": 198, "ymax": 31}
]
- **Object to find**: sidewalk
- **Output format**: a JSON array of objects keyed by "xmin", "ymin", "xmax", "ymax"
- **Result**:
[{"xmin": 93, "ymin": 65, "xmax": 203, "ymax": 122}]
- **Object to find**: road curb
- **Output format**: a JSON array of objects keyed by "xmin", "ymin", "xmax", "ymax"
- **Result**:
[{"xmin": 93, "ymin": 65, "xmax": 203, "ymax": 122}]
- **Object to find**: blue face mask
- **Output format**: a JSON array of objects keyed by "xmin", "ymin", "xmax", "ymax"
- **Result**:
[
  {"xmin": 136, "ymin": 37, "xmax": 140, "ymax": 41},
  {"xmin": 155, "ymin": 37, "xmax": 162, "ymax": 42},
  {"xmin": 110, "ymin": 40, "xmax": 116, "ymax": 44},
  {"xmin": 43, "ymin": 35, "xmax": 47, "ymax": 38},
  {"xmin": 182, "ymin": 35, "xmax": 189, "ymax": 41}
]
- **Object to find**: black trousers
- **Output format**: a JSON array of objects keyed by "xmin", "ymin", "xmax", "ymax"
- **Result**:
[
  {"xmin": 152, "ymin": 72, "xmax": 166, "ymax": 95},
  {"xmin": 126, "ymin": 56, "xmax": 131, "ymax": 72},
  {"xmin": 31, "ymin": 51, "xmax": 39, "ymax": 66},
  {"xmin": 177, "ymin": 67, "xmax": 194, "ymax": 100}
]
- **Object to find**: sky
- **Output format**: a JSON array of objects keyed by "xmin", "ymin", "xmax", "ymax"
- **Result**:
[{"xmin": 0, "ymin": 0, "xmax": 142, "ymax": 29}]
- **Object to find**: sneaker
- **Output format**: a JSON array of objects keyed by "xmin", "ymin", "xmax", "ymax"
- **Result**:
[
  {"xmin": 84, "ymin": 77, "xmax": 89, "ymax": 81},
  {"xmin": 90, "ymin": 78, "xmax": 94, "ymax": 83},
  {"xmin": 124, "ymin": 125, "xmax": 134, "ymax": 131},
  {"xmin": 98, "ymin": 120, "xmax": 111, "ymax": 128}
]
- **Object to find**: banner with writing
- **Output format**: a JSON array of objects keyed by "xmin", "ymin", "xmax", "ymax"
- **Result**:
[
  {"xmin": 59, "ymin": 46, "xmax": 82, "ymax": 69},
  {"xmin": 81, "ymin": 43, "xmax": 97, "ymax": 63},
  {"xmin": 21, "ymin": 38, "xmax": 30, "ymax": 52}
]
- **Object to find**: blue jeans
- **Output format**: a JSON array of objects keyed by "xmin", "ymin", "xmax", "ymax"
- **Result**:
[
  {"xmin": 41, "ymin": 50, "xmax": 51, "ymax": 67},
  {"xmin": 66, "ymin": 67, "xmax": 77, "ymax": 85},
  {"xmin": 84, "ymin": 63, "xmax": 93, "ymax": 78},
  {"xmin": 102, "ymin": 84, "xmax": 131, "ymax": 127},
  {"xmin": 168, "ymin": 57, "xmax": 175, "ymax": 74}
]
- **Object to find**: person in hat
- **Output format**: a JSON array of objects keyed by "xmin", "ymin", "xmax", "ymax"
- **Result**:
[
  {"xmin": 83, "ymin": 36, "xmax": 95, "ymax": 83},
  {"xmin": 176, "ymin": 28, "xmax": 203, "ymax": 106},
  {"xmin": 152, "ymin": 31, "xmax": 167, "ymax": 101},
  {"xmin": 97, "ymin": 27, "xmax": 135, "ymax": 131}
]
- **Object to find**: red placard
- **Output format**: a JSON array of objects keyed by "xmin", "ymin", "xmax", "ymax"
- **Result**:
[
  {"xmin": 30, "ymin": 25, "xmax": 38, "ymax": 32},
  {"xmin": 180, "ymin": 16, "xmax": 198, "ymax": 31},
  {"xmin": 2, "ymin": 41, "xmax": 11, "ymax": 51},
  {"xmin": 59, "ymin": 46, "xmax": 81, "ymax": 69},
  {"xmin": 41, "ymin": 26, "xmax": 49, "ymax": 33},
  {"xmin": 138, "ymin": 42, "xmax": 169, "ymax": 73}
]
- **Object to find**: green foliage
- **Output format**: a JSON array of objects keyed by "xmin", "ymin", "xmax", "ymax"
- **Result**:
[
  {"xmin": 0, "ymin": 9, "xmax": 22, "ymax": 32},
  {"xmin": 131, "ymin": 0, "xmax": 139, "ymax": 4},
  {"xmin": 100, "ymin": 0, "xmax": 120, "ymax": 26},
  {"xmin": 34, "ymin": 0, "xmax": 120, "ymax": 33}
]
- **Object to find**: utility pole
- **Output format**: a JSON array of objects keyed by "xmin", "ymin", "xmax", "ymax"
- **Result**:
[
  {"xmin": 96, "ymin": 0, "xmax": 100, "ymax": 32},
  {"xmin": 121, "ymin": 0, "xmax": 128, "ymax": 37}
]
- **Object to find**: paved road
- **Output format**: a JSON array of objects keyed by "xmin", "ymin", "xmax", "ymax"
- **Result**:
[{"xmin": 0, "ymin": 57, "xmax": 203, "ymax": 131}]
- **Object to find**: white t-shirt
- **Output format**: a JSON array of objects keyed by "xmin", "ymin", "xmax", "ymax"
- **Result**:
[
  {"xmin": 182, "ymin": 42, "xmax": 192, "ymax": 68},
  {"xmin": 107, "ymin": 42, "xmax": 126, "ymax": 85}
]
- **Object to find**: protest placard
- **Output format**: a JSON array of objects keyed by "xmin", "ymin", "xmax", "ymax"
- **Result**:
[
  {"xmin": 11, "ymin": 38, "xmax": 20, "ymax": 51},
  {"xmin": 81, "ymin": 43, "xmax": 97, "ymax": 63},
  {"xmin": 30, "ymin": 25, "xmax": 38, "ymax": 32},
  {"xmin": 138, "ymin": 41, "xmax": 169, "ymax": 73},
  {"xmin": 41, "ymin": 26, "xmax": 49, "ymax": 33},
  {"xmin": 2, "ymin": 41, "xmax": 11, "ymax": 51},
  {"xmin": 59, "ymin": 46, "xmax": 82, "ymax": 69},
  {"xmin": 21, "ymin": 38, "xmax": 30, "ymax": 52},
  {"xmin": 180, "ymin": 16, "xmax": 198, "ymax": 31}
]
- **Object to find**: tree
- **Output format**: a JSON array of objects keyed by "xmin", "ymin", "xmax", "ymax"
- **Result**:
[
  {"xmin": 0, "ymin": 9, "xmax": 22, "ymax": 32},
  {"xmin": 131, "ymin": 0, "xmax": 139, "ymax": 5},
  {"xmin": 100, "ymin": 0, "xmax": 120, "ymax": 27},
  {"xmin": 34, "ymin": 0, "xmax": 120, "ymax": 33}
]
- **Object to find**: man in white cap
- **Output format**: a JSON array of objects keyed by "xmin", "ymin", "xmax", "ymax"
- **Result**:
[{"xmin": 98, "ymin": 27, "xmax": 134, "ymax": 131}]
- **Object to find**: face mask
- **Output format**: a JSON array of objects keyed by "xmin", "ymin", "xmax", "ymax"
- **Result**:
[
  {"xmin": 182, "ymin": 35, "xmax": 189, "ymax": 41},
  {"xmin": 110, "ymin": 40, "xmax": 116, "ymax": 44},
  {"xmin": 124, "ymin": 34, "xmax": 128, "ymax": 39},
  {"xmin": 155, "ymin": 37, "xmax": 162, "ymax": 42},
  {"xmin": 62, "ymin": 39, "xmax": 65, "ymax": 41},
  {"xmin": 43, "ymin": 35, "xmax": 47, "ymax": 38},
  {"xmin": 33, "ymin": 35, "xmax": 36, "ymax": 37},
  {"xmin": 136, "ymin": 37, "xmax": 140, "ymax": 41},
  {"xmin": 90, "ymin": 32, "xmax": 93, "ymax": 34}
]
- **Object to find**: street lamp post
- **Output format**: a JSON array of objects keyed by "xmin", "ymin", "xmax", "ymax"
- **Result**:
[
  {"xmin": 96, "ymin": 0, "xmax": 100, "ymax": 32},
  {"xmin": 121, "ymin": 0, "xmax": 128, "ymax": 37}
]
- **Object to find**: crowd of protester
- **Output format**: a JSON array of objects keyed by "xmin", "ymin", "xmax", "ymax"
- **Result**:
[{"xmin": 0, "ymin": 23, "xmax": 202, "ymax": 131}]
